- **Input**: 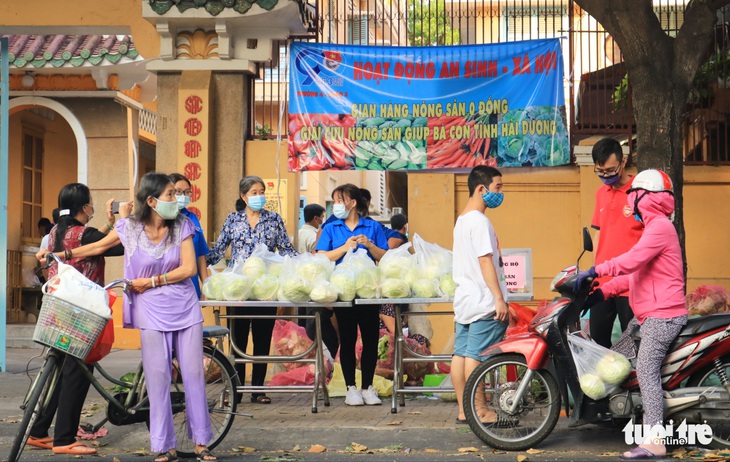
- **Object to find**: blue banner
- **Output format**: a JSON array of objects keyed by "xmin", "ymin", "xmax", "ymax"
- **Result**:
[{"xmin": 288, "ymin": 40, "xmax": 569, "ymax": 171}]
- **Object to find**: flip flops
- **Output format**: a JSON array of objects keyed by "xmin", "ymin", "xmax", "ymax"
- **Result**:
[
  {"xmin": 51, "ymin": 441, "xmax": 97, "ymax": 455},
  {"xmin": 619, "ymin": 446, "xmax": 666, "ymax": 460},
  {"xmin": 196, "ymin": 448, "xmax": 218, "ymax": 461},
  {"xmin": 26, "ymin": 436, "xmax": 52, "ymax": 450},
  {"xmin": 153, "ymin": 450, "xmax": 179, "ymax": 462}
]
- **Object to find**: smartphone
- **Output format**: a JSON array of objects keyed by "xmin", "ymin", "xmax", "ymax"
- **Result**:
[{"xmin": 111, "ymin": 201, "xmax": 120, "ymax": 214}]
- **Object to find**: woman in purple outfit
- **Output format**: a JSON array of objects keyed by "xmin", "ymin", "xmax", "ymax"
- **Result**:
[{"xmin": 55, "ymin": 173, "xmax": 216, "ymax": 462}]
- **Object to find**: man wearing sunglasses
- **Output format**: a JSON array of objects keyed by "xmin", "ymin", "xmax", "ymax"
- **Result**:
[{"xmin": 589, "ymin": 138, "xmax": 643, "ymax": 348}]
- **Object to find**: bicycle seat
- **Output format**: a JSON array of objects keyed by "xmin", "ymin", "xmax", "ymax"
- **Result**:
[{"xmin": 203, "ymin": 325, "xmax": 230, "ymax": 338}]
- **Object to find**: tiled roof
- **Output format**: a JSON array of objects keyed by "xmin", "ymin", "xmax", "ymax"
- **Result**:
[
  {"xmin": 2, "ymin": 35, "xmax": 141, "ymax": 69},
  {"xmin": 148, "ymin": 0, "xmax": 281, "ymax": 16}
]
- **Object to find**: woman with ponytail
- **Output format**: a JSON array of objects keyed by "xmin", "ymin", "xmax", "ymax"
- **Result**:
[{"xmin": 28, "ymin": 183, "xmax": 123, "ymax": 455}]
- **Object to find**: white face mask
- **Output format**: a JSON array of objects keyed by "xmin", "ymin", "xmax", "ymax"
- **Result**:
[
  {"xmin": 176, "ymin": 195, "xmax": 191, "ymax": 210},
  {"xmin": 154, "ymin": 198, "xmax": 179, "ymax": 220},
  {"xmin": 333, "ymin": 203, "xmax": 350, "ymax": 219}
]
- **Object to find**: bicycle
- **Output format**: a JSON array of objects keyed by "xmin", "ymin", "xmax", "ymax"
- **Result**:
[{"xmin": 9, "ymin": 255, "xmax": 242, "ymax": 462}]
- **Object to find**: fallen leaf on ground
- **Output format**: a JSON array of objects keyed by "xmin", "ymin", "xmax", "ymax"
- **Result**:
[
  {"xmin": 526, "ymin": 449, "xmax": 544, "ymax": 454},
  {"xmin": 113, "ymin": 458, "xmax": 121, "ymax": 462},
  {"xmin": 599, "ymin": 452, "xmax": 621, "ymax": 456},
  {"xmin": 291, "ymin": 444, "xmax": 300, "ymax": 452},
  {"xmin": 517, "ymin": 456, "xmax": 529, "ymax": 462},
  {"xmin": 406, "ymin": 411, "xmax": 423, "ymax": 415},
  {"xmin": 351, "ymin": 442, "xmax": 367, "ymax": 452},
  {"xmin": 424, "ymin": 449, "xmax": 439, "ymax": 453},
  {"xmin": 308, "ymin": 444, "xmax": 326, "ymax": 453},
  {"xmin": 386, "ymin": 421, "xmax": 402, "ymax": 426},
  {"xmin": 232, "ymin": 446, "xmax": 256, "ymax": 453},
  {"xmin": 458, "ymin": 447, "xmax": 479, "ymax": 453}
]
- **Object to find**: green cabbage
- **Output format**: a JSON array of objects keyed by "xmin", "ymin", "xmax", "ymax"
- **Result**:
[
  {"xmin": 297, "ymin": 262, "xmax": 328, "ymax": 282},
  {"xmin": 268, "ymin": 262, "xmax": 283, "ymax": 277},
  {"xmin": 377, "ymin": 335, "xmax": 389, "ymax": 360},
  {"xmin": 412, "ymin": 279, "xmax": 439, "ymax": 298},
  {"xmin": 279, "ymin": 276, "xmax": 312, "ymax": 302},
  {"xmin": 330, "ymin": 271, "xmax": 356, "ymax": 301},
  {"xmin": 251, "ymin": 274, "xmax": 279, "ymax": 301},
  {"xmin": 221, "ymin": 274, "xmax": 253, "ymax": 301},
  {"xmin": 242, "ymin": 257, "xmax": 266, "ymax": 279},
  {"xmin": 596, "ymin": 353, "xmax": 631, "ymax": 385},
  {"xmin": 579, "ymin": 373, "xmax": 606, "ymax": 400},
  {"xmin": 310, "ymin": 282, "xmax": 339, "ymax": 304},
  {"xmin": 421, "ymin": 265, "xmax": 441, "ymax": 280},
  {"xmin": 355, "ymin": 267, "xmax": 381, "ymax": 299},
  {"xmin": 202, "ymin": 272, "xmax": 227, "ymax": 300},
  {"xmin": 439, "ymin": 273, "xmax": 457, "ymax": 297},
  {"xmin": 381, "ymin": 279, "xmax": 410, "ymax": 299},
  {"xmin": 380, "ymin": 255, "xmax": 413, "ymax": 280}
]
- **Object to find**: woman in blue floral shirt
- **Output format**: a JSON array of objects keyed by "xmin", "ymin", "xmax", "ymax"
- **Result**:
[{"xmin": 207, "ymin": 176, "xmax": 297, "ymax": 404}]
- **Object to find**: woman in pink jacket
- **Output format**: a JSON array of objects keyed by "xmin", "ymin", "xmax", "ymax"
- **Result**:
[{"xmin": 575, "ymin": 169, "xmax": 688, "ymax": 460}]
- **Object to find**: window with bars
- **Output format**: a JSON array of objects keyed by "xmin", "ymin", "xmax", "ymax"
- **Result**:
[
  {"xmin": 348, "ymin": 15, "xmax": 371, "ymax": 44},
  {"xmin": 22, "ymin": 130, "xmax": 44, "ymax": 241},
  {"xmin": 263, "ymin": 44, "xmax": 289, "ymax": 82},
  {"xmin": 504, "ymin": 7, "xmax": 568, "ymax": 42}
]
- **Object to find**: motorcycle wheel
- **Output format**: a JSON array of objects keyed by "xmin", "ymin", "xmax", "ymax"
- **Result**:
[
  {"xmin": 464, "ymin": 353, "xmax": 561, "ymax": 451},
  {"xmin": 686, "ymin": 356, "xmax": 730, "ymax": 449}
]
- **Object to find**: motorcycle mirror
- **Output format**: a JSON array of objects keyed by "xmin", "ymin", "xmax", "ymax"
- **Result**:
[{"xmin": 576, "ymin": 227, "xmax": 593, "ymax": 270}]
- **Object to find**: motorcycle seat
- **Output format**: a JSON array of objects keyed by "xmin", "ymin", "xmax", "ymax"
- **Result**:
[{"xmin": 677, "ymin": 313, "xmax": 730, "ymax": 337}]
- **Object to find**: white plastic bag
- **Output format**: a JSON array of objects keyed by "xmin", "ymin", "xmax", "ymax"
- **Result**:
[
  {"xmin": 568, "ymin": 333, "xmax": 631, "ymax": 400},
  {"xmin": 44, "ymin": 262, "xmax": 111, "ymax": 318}
]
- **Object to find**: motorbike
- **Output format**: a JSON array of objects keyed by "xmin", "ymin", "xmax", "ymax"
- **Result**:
[{"xmin": 463, "ymin": 228, "xmax": 730, "ymax": 451}]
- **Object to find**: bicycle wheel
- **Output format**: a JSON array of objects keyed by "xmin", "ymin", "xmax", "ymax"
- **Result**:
[
  {"xmin": 8, "ymin": 354, "xmax": 60, "ymax": 462},
  {"xmin": 149, "ymin": 347, "xmax": 239, "ymax": 457}
]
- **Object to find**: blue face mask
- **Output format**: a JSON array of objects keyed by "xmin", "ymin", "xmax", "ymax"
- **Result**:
[
  {"xmin": 332, "ymin": 203, "xmax": 349, "ymax": 219},
  {"xmin": 246, "ymin": 195, "xmax": 266, "ymax": 211},
  {"xmin": 482, "ymin": 191, "xmax": 504, "ymax": 209}
]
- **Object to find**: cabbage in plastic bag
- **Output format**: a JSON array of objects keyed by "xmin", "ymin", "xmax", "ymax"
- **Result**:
[
  {"xmin": 310, "ymin": 281, "xmax": 339, "ymax": 304},
  {"xmin": 221, "ymin": 273, "xmax": 253, "ymax": 301},
  {"xmin": 411, "ymin": 278, "xmax": 440, "ymax": 298},
  {"xmin": 379, "ymin": 243, "xmax": 416, "ymax": 280},
  {"xmin": 356, "ymin": 266, "xmax": 381, "ymax": 299},
  {"xmin": 381, "ymin": 279, "xmax": 410, "ymax": 299},
  {"xmin": 330, "ymin": 267, "xmax": 357, "ymax": 302},
  {"xmin": 251, "ymin": 274, "xmax": 279, "ymax": 301},
  {"xmin": 278, "ymin": 276, "xmax": 312, "ymax": 302},
  {"xmin": 242, "ymin": 256, "xmax": 267, "ymax": 279},
  {"xmin": 202, "ymin": 271, "xmax": 227, "ymax": 300},
  {"xmin": 439, "ymin": 273, "xmax": 457, "ymax": 297},
  {"xmin": 596, "ymin": 352, "xmax": 631, "ymax": 385},
  {"xmin": 579, "ymin": 373, "xmax": 606, "ymax": 400}
]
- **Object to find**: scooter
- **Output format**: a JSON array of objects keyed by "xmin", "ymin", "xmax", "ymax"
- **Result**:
[{"xmin": 463, "ymin": 228, "xmax": 730, "ymax": 451}]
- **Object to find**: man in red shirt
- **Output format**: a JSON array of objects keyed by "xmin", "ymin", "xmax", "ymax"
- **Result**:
[{"xmin": 590, "ymin": 138, "xmax": 643, "ymax": 348}]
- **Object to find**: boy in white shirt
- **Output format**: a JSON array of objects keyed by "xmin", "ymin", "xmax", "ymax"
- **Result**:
[{"xmin": 452, "ymin": 166, "xmax": 509, "ymax": 424}]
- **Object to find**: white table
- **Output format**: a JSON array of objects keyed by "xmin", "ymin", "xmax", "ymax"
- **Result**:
[{"xmin": 200, "ymin": 300, "xmax": 352, "ymax": 413}]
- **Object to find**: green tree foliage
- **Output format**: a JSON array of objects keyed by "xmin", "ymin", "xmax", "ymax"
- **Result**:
[{"xmin": 407, "ymin": 0, "xmax": 460, "ymax": 46}]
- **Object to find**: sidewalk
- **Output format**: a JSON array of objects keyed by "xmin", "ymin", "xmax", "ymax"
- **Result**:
[{"xmin": 0, "ymin": 348, "xmax": 628, "ymax": 461}]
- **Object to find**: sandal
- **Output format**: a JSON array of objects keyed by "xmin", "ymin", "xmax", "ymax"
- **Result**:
[
  {"xmin": 27, "ymin": 436, "xmax": 53, "ymax": 450},
  {"xmin": 251, "ymin": 394, "xmax": 271, "ymax": 404},
  {"xmin": 52, "ymin": 442, "xmax": 97, "ymax": 455},
  {"xmin": 619, "ymin": 446, "xmax": 665, "ymax": 460},
  {"xmin": 153, "ymin": 450, "xmax": 179, "ymax": 462},
  {"xmin": 196, "ymin": 448, "xmax": 218, "ymax": 461}
]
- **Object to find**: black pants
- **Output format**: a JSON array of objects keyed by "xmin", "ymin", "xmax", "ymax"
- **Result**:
[
  {"xmin": 589, "ymin": 295, "xmax": 634, "ymax": 348},
  {"xmin": 30, "ymin": 354, "xmax": 93, "ymax": 446},
  {"xmin": 305, "ymin": 307, "xmax": 339, "ymax": 358},
  {"xmin": 334, "ymin": 304, "xmax": 379, "ymax": 389},
  {"xmin": 230, "ymin": 306, "xmax": 276, "ymax": 396}
]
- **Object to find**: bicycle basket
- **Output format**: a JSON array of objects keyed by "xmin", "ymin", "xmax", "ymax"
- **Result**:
[{"xmin": 33, "ymin": 294, "xmax": 109, "ymax": 360}]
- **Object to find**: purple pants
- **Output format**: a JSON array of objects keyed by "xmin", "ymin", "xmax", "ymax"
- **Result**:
[{"xmin": 140, "ymin": 323, "xmax": 213, "ymax": 453}]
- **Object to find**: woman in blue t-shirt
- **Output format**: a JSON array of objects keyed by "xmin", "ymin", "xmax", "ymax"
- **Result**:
[{"xmin": 316, "ymin": 184, "xmax": 388, "ymax": 406}]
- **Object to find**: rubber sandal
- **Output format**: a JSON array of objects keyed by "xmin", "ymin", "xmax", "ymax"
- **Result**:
[
  {"xmin": 455, "ymin": 418, "xmax": 467, "ymax": 424},
  {"xmin": 27, "ymin": 436, "xmax": 52, "ymax": 450},
  {"xmin": 153, "ymin": 450, "xmax": 179, "ymax": 462},
  {"xmin": 52, "ymin": 442, "xmax": 97, "ymax": 455},
  {"xmin": 251, "ymin": 394, "xmax": 271, "ymax": 404},
  {"xmin": 196, "ymin": 448, "xmax": 218, "ymax": 461},
  {"xmin": 618, "ymin": 446, "xmax": 665, "ymax": 460}
]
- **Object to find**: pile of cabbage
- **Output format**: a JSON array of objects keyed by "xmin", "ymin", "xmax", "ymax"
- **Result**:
[
  {"xmin": 569, "ymin": 334, "xmax": 632, "ymax": 400},
  {"xmin": 202, "ymin": 234, "xmax": 457, "ymax": 302}
]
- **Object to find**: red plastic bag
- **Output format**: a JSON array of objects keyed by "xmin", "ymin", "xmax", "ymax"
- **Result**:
[
  {"xmin": 269, "ymin": 364, "xmax": 317, "ymax": 386},
  {"xmin": 84, "ymin": 290, "xmax": 116, "ymax": 364},
  {"xmin": 506, "ymin": 302, "xmax": 538, "ymax": 337}
]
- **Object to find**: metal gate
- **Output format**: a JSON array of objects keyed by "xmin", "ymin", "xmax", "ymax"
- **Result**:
[{"xmin": 1, "ymin": 36, "xmax": 10, "ymax": 372}]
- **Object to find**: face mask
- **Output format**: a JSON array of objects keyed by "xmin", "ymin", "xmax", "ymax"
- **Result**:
[
  {"xmin": 333, "ymin": 203, "xmax": 349, "ymax": 219},
  {"xmin": 85, "ymin": 204, "xmax": 94, "ymax": 223},
  {"xmin": 482, "ymin": 190, "xmax": 504, "ymax": 209},
  {"xmin": 176, "ymin": 195, "xmax": 191, "ymax": 210},
  {"xmin": 154, "ymin": 198, "xmax": 179, "ymax": 220},
  {"xmin": 246, "ymin": 195, "xmax": 266, "ymax": 211},
  {"xmin": 600, "ymin": 173, "xmax": 622, "ymax": 186}
]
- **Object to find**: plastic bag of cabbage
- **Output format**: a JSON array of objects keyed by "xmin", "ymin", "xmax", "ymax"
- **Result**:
[
  {"xmin": 328, "ymin": 248, "xmax": 380, "ymax": 301},
  {"xmin": 567, "ymin": 333, "xmax": 631, "ymax": 400},
  {"xmin": 379, "ymin": 242, "xmax": 416, "ymax": 281},
  {"xmin": 277, "ymin": 255, "xmax": 314, "ymax": 302},
  {"xmin": 412, "ymin": 233, "xmax": 453, "ymax": 280},
  {"xmin": 202, "ymin": 269, "xmax": 253, "ymax": 301}
]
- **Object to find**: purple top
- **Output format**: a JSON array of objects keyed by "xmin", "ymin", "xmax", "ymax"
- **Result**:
[{"xmin": 116, "ymin": 216, "xmax": 202, "ymax": 331}]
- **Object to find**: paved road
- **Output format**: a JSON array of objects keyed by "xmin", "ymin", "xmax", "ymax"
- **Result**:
[{"xmin": 0, "ymin": 348, "xmax": 682, "ymax": 461}]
